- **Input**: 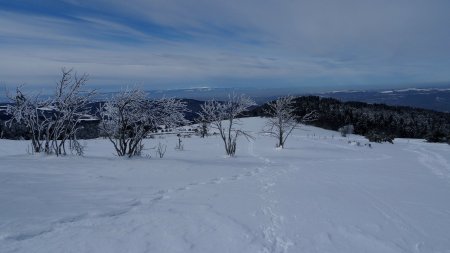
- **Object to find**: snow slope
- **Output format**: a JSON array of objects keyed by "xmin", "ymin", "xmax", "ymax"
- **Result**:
[{"xmin": 1, "ymin": 117, "xmax": 449, "ymax": 253}]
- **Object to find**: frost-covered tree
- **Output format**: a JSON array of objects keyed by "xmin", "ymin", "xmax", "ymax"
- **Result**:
[
  {"xmin": 199, "ymin": 93, "xmax": 255, "ymax": 156},
  {"xmin": 99, "ymin": 88, "xmax": 187, "ymax": 157},
  {"xmin": 199, "ymin": 121, "xmax": 209, "ymax": 138},
  {"xmin": 48, "ymin": 68, "xmax": 94, "ymax": 155},
  {"xmin": 262, "ymin": 96, "xmax": 317, "ymax": 148},
  {"xmin": 194, "ymin": 119, "xmax": 209, "ymax": 138},
  {"xmin": 6, "ymin": 88, "xmax": 50, "ymax": 153},
  {"xmin": 338, "ymin": 124, "xmax": 354, "ymax": 137},
  {"xmin": 6, "ymin": 68, "xmax": 94, "ymax": 155}
]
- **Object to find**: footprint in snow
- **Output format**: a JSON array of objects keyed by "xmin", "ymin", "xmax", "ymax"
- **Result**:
[
  {"xmin": 6, "ymin": 227, "xmax": 53, "ymax": 241},
  {"xmin": 57, "ymin": 213, "xmax": 89, "ymax": 224}
]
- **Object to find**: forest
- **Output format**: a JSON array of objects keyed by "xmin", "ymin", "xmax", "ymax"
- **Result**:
[{"xmin": 249, "ymin": 96, "xmax": 450, "ymax": 143}]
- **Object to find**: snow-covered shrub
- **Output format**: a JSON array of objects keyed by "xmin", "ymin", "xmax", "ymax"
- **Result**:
[
  {"xmin": 69, "ymin": 138, "xmax": 85, "ymax": 156},
  {"xmin": 196, "ymin": 121, "xmax": 209, "ymax": 138},
  {"xmin": 6, "ymin": 68, "xmax": 95, "ymax": 156},
  {"xmin": 175, "ymin": 134, "xmax": 184, "ymax": 151},
  {"xmin": 198, "ymin": 93, "xmax": 255, "ymax": 157},
  {"xmin": 338, "ymin": 124, "xmax": 354, "ymax": 137},
  {"xmin": 156, "ymin": 142, "xmax": 167, "ymax": 158},
  {"xmin": 425, "ymin": 130, "xmax": 450, "ymax": 143},
  {"xmin": 99, "ymin": 88, "xmax": 187, "ymax": 157},
  {"xmin": 6, "ymin": 88, "xmax": 48, "ymax": 153},
  {"xmin": 262, "ymin": 96, "xmax": 317, "ymax": 148},
  {"xmin": 365, "ymin": 131, "xmax": 394, "ymax": 144}
]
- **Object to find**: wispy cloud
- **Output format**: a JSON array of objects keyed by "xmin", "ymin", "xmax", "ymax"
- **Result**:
[{"xmin": 0, "ymin": 0, "xmax": 449, "ymax": 90}]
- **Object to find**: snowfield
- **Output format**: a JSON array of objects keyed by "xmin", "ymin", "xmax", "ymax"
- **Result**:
[{"xmin": 1, "ymin": 117, "xmax": 450, "ymax": 253}]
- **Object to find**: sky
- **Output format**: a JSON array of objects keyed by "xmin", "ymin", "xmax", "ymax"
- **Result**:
[{"xmin": 1, "ymin": 0, "xmax": 450, "ymax": 91}]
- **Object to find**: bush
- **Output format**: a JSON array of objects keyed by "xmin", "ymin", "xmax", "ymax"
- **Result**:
[
  {"xmin": 338, "ymin": 124, "xmax": 354, "ymax": 137},
  {"xmin": 365, "ymin": 131, "xmax": 395, "ymax": 143},
  {"xmin": 425, "ymin": 130, "xmax": 449, "ymax": 143}
]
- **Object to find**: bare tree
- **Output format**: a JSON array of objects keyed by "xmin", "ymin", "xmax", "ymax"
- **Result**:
[
  {"xmin": 6, "ymin": 88, "xmax": 50, "ymax": 153},
  {"xmin": 262, "ymin": 96, "xmax": 317, "ymax": 148},
  {"xmin": 338, "ymin": 124, "xmax": 354, "ymax": 137},
  {"xmin": 156, "ymin": 142, "xmax": 167, "ymax": 158},
  {"xmin": 194, "ymin": 118, "xmax": 209, "ymax": 138},
  {"xmin": 198, "ymin": 93, "xmax": 255, "ymax": 157},
  {"xmin": 49, "ymin": 68, "xmax": 94, "ymax": 156},
  {"xmin": 6, "ymin": 68, "xmax": 94, "ymax": 155},
  {"xmin": 99, "ymin": 88, "xmax": 187, "ymax": 157}
]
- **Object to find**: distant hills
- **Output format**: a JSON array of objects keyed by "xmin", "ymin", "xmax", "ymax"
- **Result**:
[
  {"xmin": 319, "ymin": 88, "xmax": 450, "ymax": 113},
  {"xmin": 101, "ymin": 87, "xmax": 450, "ymax": 112},
  {"xmin": 2, "ymin": 86, "xmax": 450, "ymax": 112}
]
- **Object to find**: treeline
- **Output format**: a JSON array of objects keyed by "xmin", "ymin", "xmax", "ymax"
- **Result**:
[
  {"xmin": 250, "ymin": 96, "xmax": 450, "ymax": 143},
  {"xmin": 3, "ymin": 92, "xmax": 450, "ymax": 144}
]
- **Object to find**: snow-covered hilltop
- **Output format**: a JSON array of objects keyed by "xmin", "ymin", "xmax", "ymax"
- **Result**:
[{"xmin": 1, "ymin": 117, "xmax": 449, "ymax": 253}]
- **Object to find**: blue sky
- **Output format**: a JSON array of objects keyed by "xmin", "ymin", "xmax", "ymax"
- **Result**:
[{"xmin": 1, "ymin": 0, "xmax": 450, "ymax": 91}]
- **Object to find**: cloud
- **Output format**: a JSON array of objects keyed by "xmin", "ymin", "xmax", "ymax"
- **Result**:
[{"xmin": 0, "ymin": 0, "xmax": 449, "ymax": 90}]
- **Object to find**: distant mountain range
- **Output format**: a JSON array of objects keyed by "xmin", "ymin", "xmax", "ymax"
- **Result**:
[
  {"xmin": 2, "ymin": 86, "xmax": 450, "ymax": 112},
  {"xmin": 145, "ymin": 87, "xmax": 450, "ymax": 112},
  {"xmin": 84, "ymin": 86, "xmax": 450, "ymax": 112},
  {"xmin": 319, "ymin": 88, "xmax": 450, "ymax": 113},
  {"xmin": 90, "ymin": 87, "xmax": 291, "ymax": 105}
]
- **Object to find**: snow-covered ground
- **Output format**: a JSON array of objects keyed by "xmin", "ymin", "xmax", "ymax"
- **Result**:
[{"xmin": 1, "ymin": 117, "xmax": 450, "ymax": 253}]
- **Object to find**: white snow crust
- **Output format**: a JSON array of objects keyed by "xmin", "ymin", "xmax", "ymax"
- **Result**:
[{"xmin": 1, "ymin": 117, "xmax": 449, "ymax": 253}]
